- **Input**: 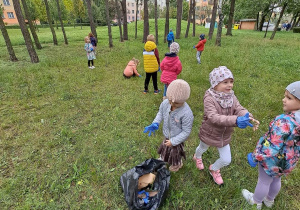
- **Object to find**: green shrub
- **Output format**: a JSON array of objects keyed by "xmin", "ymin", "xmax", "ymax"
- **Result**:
[{"xmin": 293, "ymin": 27, "xmax": 300, "ymax": 33}]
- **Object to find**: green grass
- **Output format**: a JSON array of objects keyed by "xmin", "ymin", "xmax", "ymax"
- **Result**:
[{"xmin": 0, "ymin": 19, "xmax": 300, "ymax": 209}]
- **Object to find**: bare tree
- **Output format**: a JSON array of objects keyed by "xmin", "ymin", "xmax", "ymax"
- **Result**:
[
  {"xmin": 21, "ymin": 0, "xmax": 42, "ymax": 49},
  {"xmin": 135, "ymin": 0, "xmax": 139, "ymax": 39},
  {"xmin": 44, "ymin": 0, "xmax": 57, "ymax": 45},
  {"xmin": 86, "ymin": 0, "xmax": 97, "ymax": 39},
  {"xmin": 12, "ymin": 0, "xmax": 39, "ymax": 63},
  {"xmin": 115, "ymin": 0, "xmax": 124, "ymax": 42},
  {"xmin": 208, "ymin": 0, "xmax": 218, "ymax": 40},
  {"xmin": 192, "ymin": 0, "xmax": 195, "ymax": 36},
  {"xmin": 185, "ymin": 0, "xmax": 193, "ymax": 38},
  {"xmin": 164, "ymin": 0, "xmax": 170, "ymax": 43},
  {"xmin": 121, "ymin": 0, "xmax": 128, "ymax": 40},
  {"xmin": 56, "ymin": 0, "xmax": 68, "ymax": 44},
  {"xmin": 105, "ymin": 0, "xmax": 113, "ymax": 47},
  {"xmin": 226, "ymin": 0, "xmax": 235, "ymax": 36},
  {"xmin": 270, "ymin": 2, "xmax": 287, "ymax": 40},
  {"xmin": 215, "ymin": 0, "xmax": 223, "ymax": 46},
  {"xmin": 155, "ymin": 0, "xmax": 158, "ymax": 44},
  {"xmin": 0, "ymin": 10, "xmax": 18, "ymax": 61},
  {"xmin": 143, "ymin": 0, "xmax": 149, "ymax": 43},
  {"xmin": 176, "ymin": 0, "xmax": 183, "ymax": 39}
]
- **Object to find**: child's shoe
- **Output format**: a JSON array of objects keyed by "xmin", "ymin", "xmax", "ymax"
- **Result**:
[
  {"xmin": 154, "ymin": 90, "xmax": 161, "ymax": 95},
  {"xmin": 88, "ymin": 66, "xmax": 92, "ymax": 69},
  {"xmin": 242, "ymin": 189, "xmax": 262, "ymax": 210},
  {"xmin": 169, "ymin": 161, "xmax": 183, "ymax": 172},
  {"xmin": 143, "ymin": 90, "xmax": 148, "ymax": 94},
  {"xmin": 209, "ymin": 165, "xmax": 223, "ymax": 185},
  {"xmin": 193, "ymin": 154, "xmax": 204, "ymax": 170},
  {"xmin": 263, "ymin": 197, "xmax": 274, "ymax": 208},
  {"xmin": 91, "ymin": 66, "xmax": 95, "ymax": 69}
]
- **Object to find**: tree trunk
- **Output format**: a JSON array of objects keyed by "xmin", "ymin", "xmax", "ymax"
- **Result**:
[
  {"xmin": 215, "ymin": 0, "xmax": 223, "ymax": 46},
  {"xmin": 21, "ymin": 0, "xmax": 42, "ymax": 49},
  {"xmin": 164, "ymin": 0, "xmax": 170, "ymax": 43},
  {"xmin": 226, "ymin": 0, "xmax": 235, "ymax": 36},
  {"xmin": 291, "ymin": 12, "xmax": 299, "ymax": 29},
  {"xmin": 143, "ymin": 0, "xmax": 149, "ymax": 43},
  {"xmin": 155, "ymin": 0, "xmax": 158, "ymax": 44},
  {"xmin": 192, "ymin": 0, "xmax": 195, "ymax": 37},
  {"xmin": 12, "ymin": 0, "xmax": 39, "ymax": 63},
  {"xmin": 176, "ymin": 0, "xmax": 183, "ymax": 39},
  {"xmin": 115, "ymin": 0, "xmax": 124, "ymax": 42},
  {"xmin": 135, "ymin": 0, "xmax": 139, "ymax": 39},
  {"xmin": 208, "ymin": 0, "xmax": 218, "ymax": 40},
  {"xmin": 105, "ymin": 0, "xmax": 113, "ymax": 47},
  {"xmin": 294, "ymin": 16, "xmax": 300, "ymax": 29},
  {"xmin": 86, "ymin": 0, "xmax": 97, "ymax": 39},
  {"xmin": 121, "ymin": 0, "xmax": 128, "ymax": 40},
  {"xmin": 185, "ymin": 0, "xmax": 193, "ymax": 38},
  {"xmin": 0, "ymin": 16, "xmax": 18, "ymax": 61},
  {"xmin": 256, "ymin": 12, "xmax": 259, "ymax": 30},
  {"xmin": 270, "ymin": 3, "xmax": 287, "ymax": 40},
  {"xmin": 56, "ymin": 0, "xmax": 68, "ymax": 44},
  {"xmin": 44, "ymin": 0, "xmax": 58, "ymax": 45},
  {"xmin": 258, "ymin": 5, "xmax": 270, "ymax": 31}
]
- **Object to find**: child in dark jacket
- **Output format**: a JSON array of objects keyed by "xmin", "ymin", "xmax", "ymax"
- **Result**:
[
  {"xmin": 166, "ymin": 29, "xmax": 175, "ymax": 48},
  {"xmin": 193, "ymin": 34, "xmax": 207, "ymax": 64},
  {"xmin": 89, "ymin": 32, "xmax": 97, "ymax": 54},
  {"xmin": 242, "ymin": 81, "xmax": 300, "ymax": 210}
]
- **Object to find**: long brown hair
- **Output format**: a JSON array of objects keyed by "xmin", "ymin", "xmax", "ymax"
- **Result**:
[{"xmin": 89, "ymin": 32, "xmax": 94, "ymax": 37}]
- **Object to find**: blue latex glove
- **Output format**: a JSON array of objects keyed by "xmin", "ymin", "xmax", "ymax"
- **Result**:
[
  {"xmin": 158, "ymin": 67, "xmax": 161, "ymax": 72},
  {"xmin": 90, "ymin": 47, "xmax": 94, "ymax": 51},
  {"xmin": 193, "ymin": 46, "xmax": 195, "ymax": 49},
  {"xmin": 139, "ymin": 75, "xmax": 142, "ymax": 77},
  {"xmin": 143, "ymin": 123, "xmax": 159, "ymax": 137},
  {"xmin": 237, "ymin": 113, "xmax": 253, "ymax": 129},
  {"xmin": 247, "ymin": 152, "xmax": 258, "ymax": 167}
]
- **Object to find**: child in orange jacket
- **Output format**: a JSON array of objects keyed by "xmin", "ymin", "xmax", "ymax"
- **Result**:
[
  {"xmin": 123, "ymin": 58, "xmax": 141, "ymax": 79},
  {"xmin": 193, "ymin": 34, "xmax": 207, "ymax": 64}
]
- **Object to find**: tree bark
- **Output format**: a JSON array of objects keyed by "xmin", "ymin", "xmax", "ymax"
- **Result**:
[
  {"xmin": 56, "ymin": 0, "xmax": 68, "ymax": 44},
  {"xmin": 270, "ymin": 3, "xmax": 287, "ymax": 40},
  {"xmin": 143, "ymin": 0, "xmax": 149, "ymax": 43},
  {"xmin": 291, "ymin": 12, "xmax": 299, "ymax": 29},
  {"xmin": 44, "ymin": 0, "xmax": 58, "ymax": 45},
  {"xmin": 135, "ymin": 0, "xmax": 139, "ymax": 39},
  {"xmin": 258, "ymin": 5, "xmax": 270, "ymax": 31},
  {"xmin": 192, "ymin": 0, "xmax": 195, "ymax": 37},
  {"xmin": 115, "ymin": 0, "xmax": 124, "ymax": 42},
  {"xmin": 12, "ymin": 0, "xmax": 39, "ymax": 63},
  {"xmin": 155, "ymin": 0, "xmax": 158, "ymax": 44},
  {"xmin": 21, "ymin": 0, "xmax": 42, "ymax": 49},
  {"xmin": 0, "ymin": 15, "xmax": 18, "ymax": 61},
  {"xmin": 86, "ymin": 0, "xmax": 97, "ymax": 39},
  {"xmin": 121, "ymin": 0, "xmax": 128, "ymax": 40},
  {"xmin": 185, "ymin": 0, "xmax": 193, "ymax": 38},
  {"xmin": 226, "ymin": 0, "xmax": 235, "ymax": 36},
  {"xmin": 176, "ymin": 0, "xmax": 183, "ymax": 39},
  {"xmin": 215, "ymin": 0, "xmax": 223, "ymax": 46},
  {"xmin": 208, "ymin": 0, "xmax": 218, "ymax": 40},
  {"xmin": 105, "ymin": 0, "xmax": 113, "ymax": 47},
  {"xmin": 164, "ymin": 0, "xmax": 170, "ymax": 43}
]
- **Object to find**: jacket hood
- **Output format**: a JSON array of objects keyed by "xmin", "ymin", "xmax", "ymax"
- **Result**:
[
  {"xmin": 144, "ymin": 41, "xmax": 157, "ymax": 52},
  {"xmin": 202, "ymin": 39, "xmax": 207, "ymax": 44},
  {"xmin": 127, "ymin": 60, "xmax": 135, "ymax": 66},
  {"xmin": 165, "ymin": 52, "xmax": 177, "ymax": 57}
]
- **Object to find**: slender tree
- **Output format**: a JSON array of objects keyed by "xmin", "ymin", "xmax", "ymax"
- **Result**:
[
  {"xmin": 12, "ymin": 0, "xmax": 39, "ymax": 63},
  {"xmin": 115, "ymin": 0, "xmax": 123, "ymax": 42},
  {"xmin": 192, "ymin": 0, "xmax": 195, "ymax": 36},
  {"xmin": 105, "ymin": 0, "xmax": 113, "ymax": 47},
  {"xmin": 226, "ymin": 0, "xmax": 235, "ymax": 36},
  {"xmin": 56, "ymin": 0, "xmax": 68, "ymax": 44},
  {"xmin": 143, "ymin": 0, "xmax": 149, "ymax": 43},
  {"xmin": 21, "ymin": 0, "xmax": 42, "ymax": 49},
  {"xmin": 135, "ymin": 0, "xmax": 139, "ymax": 39},
  {"xmin": 208, "ymin": 0, "xmax": 218, "ymax": 40},
  {"xmin": 154, "ymin": 0, "xmax": 158, "ymax": 44},
  {"xmin": 0, "ymin": 8, "xmax": 18, "ymax": 61},
  {"xmin": 121, "ymin": 0, "xmax": 128, "ymax": 40},
  {"xmin": 215, "ymin": 0, "xmax": 223, "ymax": 46},
  {"xmin": 270, "ymin": 2, "xmax": 287, "ymax": 40},
  {"xmin": 185, "ymin": 0, "xmax": 193, "ymax": 38},
  {"xmin": 258, "ymin": 4, "xmax": 271, "ymax": 31},
  {"xmin": 44, "ymin": 0, "xmax": 58, "ymax": 45},
  {"xmin": 264, "ymin": 5, "xmax": 274, "ymax": 38},
  {"xmin": 86, "ymin": 0, "xmax": 97, "ymax": 39},
  {"xmin": 176, "ymin": 0, "xmax": 183, "ymax": 39},
  {"xmin": 164, "ymin": 0, "xmax": 170, "ymax": 43}
]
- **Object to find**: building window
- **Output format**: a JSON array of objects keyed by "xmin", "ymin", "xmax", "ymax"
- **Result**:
[
  {"xmin": 127, "ymin": 10, "xmax": 130, "ymax": 14},
  {"xmin": 132, "ymin": 3, "xmax": 134, "ymax": 7},
  {"xmin": 127, "ymin": 3, "xmax": 129, "ymax": 6},
  {"xmin": 132, "ymin": 10, "xmax": 134, "ymax": 14},
  {"xmin": 137, "ymin": 10, "xmax": 139, "ymax": 14},
  {"xmin": 3, "ymin": 0, "xmax": 10, "ymax": 6},
  {"xmin": 7, "ymin": 12, "xmax": 14, "ymax": 19},
  {"xmin": 128, "ymin": 16, "xmax": 130, "ymax": 20},
  {"xmin": 132, "ymin": 16, "xmax": 134, "ymax": 21}
]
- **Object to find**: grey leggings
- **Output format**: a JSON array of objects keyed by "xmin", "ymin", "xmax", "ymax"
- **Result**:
[
  {"xmin": 195, "ymin": 141, "xmax": 231, "ymax": 171},
  {"xmin": 253, "ymin": 164, "xmax": 281, "ymax": 203}
]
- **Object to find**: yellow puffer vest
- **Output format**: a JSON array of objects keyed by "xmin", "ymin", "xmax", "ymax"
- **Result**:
[{"xmin": 143, "ymin": 41, "xmax": 159, "ymax": 73}]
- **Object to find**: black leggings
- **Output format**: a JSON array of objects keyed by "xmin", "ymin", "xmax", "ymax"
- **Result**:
[
  {"xmin": 144, "ymin": 72, "xmax": 158, "ymax": 91},
  {"xmin": 88, "ymin": 60, "xmax": 94, "ymax": 66}
]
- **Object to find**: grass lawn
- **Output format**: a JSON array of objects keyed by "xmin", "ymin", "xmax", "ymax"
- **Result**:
[{"xmin": 0, "ymin": 19, "xmax": 300, "ymax": 209}]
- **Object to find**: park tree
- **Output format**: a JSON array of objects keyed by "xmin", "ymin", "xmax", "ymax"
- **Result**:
[
  {"xmin": 44, "ymin": 0, "xmax": 58, "ymax": 45},
  {"xmin": 12, "ymin": 0, "xmax": 39, "ymax": 63},
  {"xmin": 86, "ymin": 0, "xmax": 98, "ymax": 39},
  {"xmin": 115, "ymin": 0, "xmax": 123, "ymax": 42},
  {"xmin": 185, "ymin": 0, "xmax": 193, "ymax": 38},
  {"xmin": 56, "ymin": 0, "xmax": 68, "ymax": 44},
  {"xmin": 135, "ymin": 0, "xmax": 139, "ymax": 39},
  {"xmin": 73, "ymin": 0, "xmax": 86, "ymax": 29},
  {"xmin": 0, "ymin": 6, "xmax": 18, "ymax": 61},
  {"xmin": 192, "ymin": 0, "xmax": 195, "ymax": 36},
  {"xmin": 208, "ymin": 0, "xmax": 218, "ymax": 40},
  {"xmin": 155, "ymin": 0, "xmax": 158, "ymax": 44},
  {"xmin": 21, "ymin": 0, "xmax": 42, "ymax": 49},
  {"xmin": 105, "ymin": 0, "xmax": 113, "ymax": 47},
  {"xmin": 182, "ymin": 0, "xmax": 189, "ymax": 20},
  {"xmin": 164, "ymin": 0, "xmax": 170, "ymax": 43},
  {"xmin": 226, "ymin": 0, "xmax": 236, "ymax": 36},
  {"xmin": 175, "ymin": 0, "xmax": 182, "ymax": 39},
  {"xmin": 215, "ymin": 0, "xmax": 224, "ymax": 46},
  {"xmin": 270, "ymin": 1, "xmax": 288, "ymax": 40},
  {"xmin": 143, "ymin": 0, "xmax": 149, "ymax": 43},
  {"xmin": 32, "ymin": 0, "xmax": 47, "ymax": 23},
  {"xmin": 121, "ymin": 0, "xmax": 128, "ymax": 40}
]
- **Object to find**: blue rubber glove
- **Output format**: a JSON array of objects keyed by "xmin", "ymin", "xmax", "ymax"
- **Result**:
[
  {"xmin": 139, "ymin": 75, "xmax": 142, "ymax": 77},
  {"xmin": 158, "ymin": 67, "xmax": 161, "ymax": 72},
  {"xmin": 90, "ymin": 47, "xmax": 94, "ymax": 51},
  {"xmin": 193, "ymin": 46, "xmax": 195, "ymax": 49},
  {"xmin": 237, "ymin": 113, "xmax": 253, "ymax": 129},
  {"xmin": 247, "ymin": 152, "xmax": 258, "ymax": 167},
  {"xmin": 143, "ymin": 123, "xmax": 159, "ymax": 137}
]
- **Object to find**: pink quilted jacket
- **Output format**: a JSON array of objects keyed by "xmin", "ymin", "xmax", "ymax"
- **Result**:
[{"xmin": 160, "ymin": 53, "xmax": 182, "ymax": 85}]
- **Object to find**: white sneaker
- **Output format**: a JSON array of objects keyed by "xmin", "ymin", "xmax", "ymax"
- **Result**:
[
  {"xmin": 88, "ymin": 66, "xmax": 92, "ymax": 69},
  {"xmin": 91, "ymin": 66, "xmax": 95, "ymax": 69},
  {"xmin": 263, "ymin": 197, "xmax": 274, "ymax": 208},
  {"xmin": 242, "ymin": 189, "xmax": 262, "ymax": 210}
]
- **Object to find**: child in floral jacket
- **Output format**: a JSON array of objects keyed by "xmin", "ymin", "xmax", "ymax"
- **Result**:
[{"xmin": 242, "ymin": 81, "xmax": 300, "ymax": 210}]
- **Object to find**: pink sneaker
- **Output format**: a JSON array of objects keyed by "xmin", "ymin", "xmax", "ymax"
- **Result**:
[
  {"xmin": 209, "ymin": 165, "xmax": 223, "ymax": 185},
  {"xmin": 193, "ymin": 154, "xmax": 204, "ymax": 170}
]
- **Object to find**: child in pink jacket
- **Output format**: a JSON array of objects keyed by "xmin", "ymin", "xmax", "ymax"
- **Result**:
[
  {"xmin": 123, "ymin": 58, "xmax": 141, "ymax": 79},
  {"xmin": 160, "ymin": 42, "xmax": 182, "ymax": 99}
]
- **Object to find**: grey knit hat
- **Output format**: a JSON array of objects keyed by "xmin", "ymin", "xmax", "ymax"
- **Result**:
[
  {"xmin": 170, "ymin": 42, "xmax": 180, "ymax": 54},
  {"xmin": 167, "ymin": 79, "xmax": 190, "ymax": 103},
  {"xmin": 286, "ymin": 81, "xmax": 300, "ymax": 100},
  {"xmin": 209, "ymin": 66, "xmax": 234, "ymax": 88}
]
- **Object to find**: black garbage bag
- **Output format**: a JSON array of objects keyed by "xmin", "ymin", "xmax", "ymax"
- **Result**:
[{"xmin": 120, "ymin": 158, "xmax": 171, "ymax": 210}]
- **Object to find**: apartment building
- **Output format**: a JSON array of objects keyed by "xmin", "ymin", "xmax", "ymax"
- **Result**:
[
  {"xmin": 194, "ymin": 0, "xmax": 216, "ymax": 25},
  {"xmin": 1, "ymin": 0, "xmax": 18, "ymax": 25}
]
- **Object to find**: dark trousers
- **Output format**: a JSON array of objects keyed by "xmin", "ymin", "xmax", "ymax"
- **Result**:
[
  {"xmin": 88, "ymin": 60, "xmax": 94, "ymax": 66},
  {"xmin": 144, "ymin": 72, "xmax": 158, "ymax": 91}
]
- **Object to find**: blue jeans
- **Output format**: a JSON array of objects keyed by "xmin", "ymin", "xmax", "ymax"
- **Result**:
[{"xmin": 196, "ymin": 51, "xmax": 202, "ymax": 64}]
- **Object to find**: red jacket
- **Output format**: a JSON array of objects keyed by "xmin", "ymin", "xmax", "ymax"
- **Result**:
[
  {"xmin": 195, "ymin": 39, "xmax": 207, "ymax": 51},
  {"xmin": 160, "ymin": 53, "xmax": 182, "ymax": 85}
]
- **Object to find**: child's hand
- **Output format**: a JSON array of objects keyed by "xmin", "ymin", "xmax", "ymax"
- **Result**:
[
  {"xmin": 139, "ymin": 75, "xmax": 142, "ymax": 77},
  {"xmin": 193, "ymin": 46, "xmax": 195, "ymax": 49},
  {"xmin": 237, "ymin": 113, "xmax": 253, "ymax": 129},
  {"xmin": 250, "ymin": 117, "xmax": 260, "ymax": 131},
  {"xmin": 164, "ymin": 140, "xmax": 172, "ymax": 147}
]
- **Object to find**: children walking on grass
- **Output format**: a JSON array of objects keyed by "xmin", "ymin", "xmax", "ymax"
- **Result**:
[
  {"xmin": 193, "ymin": 66, "xmax": 259, "ymax": 185},
  {"xmin": 166, "ymin": 29, "xmax": 174, "ymax": 49},
  {"xmin": 88, "ymin": 32, "xmax": 97, "ymax": 54},
  {"xmin": 84, "ymin": 36, "xmax": 96, "ymax": 69},
  {"xmin": 160, "ymin": 42, "xmax": 182, "ymax": 100},
  {"xmin": 144, "ymin": 79, "xmax": 194, "ymax": 172},
  {"xmin": 143, "ymin": 34, "xmax": 160, "ymax": 94},
  {"xmin": 242, "ymin": 81, "xmax": 300, "ymax": 210},
  {"xmin": 123, "ymin": 58, "xmax": 141, "ymax": 79},
  {"xmin": 193, "ymin": 34, "xmax": 206, "ymax": 64}
]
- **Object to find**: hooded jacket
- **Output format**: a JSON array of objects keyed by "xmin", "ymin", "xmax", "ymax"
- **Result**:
[
  {"xmin": 143, "ymin": 41, "xmax": 159, "ymax": 73},
  {"xmin": 160, "ymin": 53, "xmax": 182, "ymax": 85},
  {"xmin": 123, "ymin": 60, "xmax": 140, "ymax": 77},
  {"xmin": 195, "ymin": 39, "xmax": 207, "ymax": 51}
]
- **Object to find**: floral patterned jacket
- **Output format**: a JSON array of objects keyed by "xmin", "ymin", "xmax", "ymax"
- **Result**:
[{"xmin": 252, "ymin": 112, "xmax": 300, "ymax": 177}]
